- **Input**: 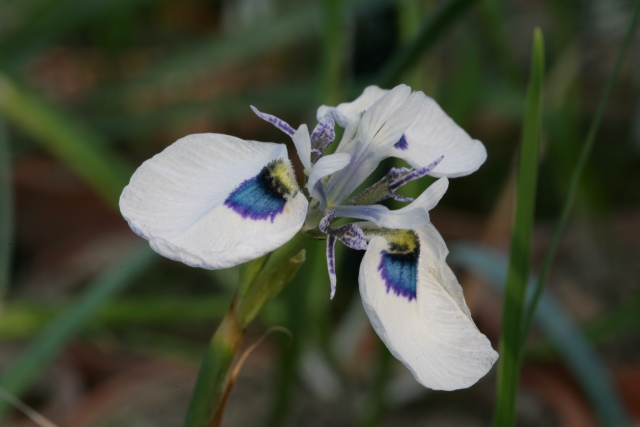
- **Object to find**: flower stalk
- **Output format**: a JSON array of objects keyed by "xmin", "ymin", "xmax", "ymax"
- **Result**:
[{"xmin": 184, "ymin": 233, "xmax": 311, "ymax": 427}]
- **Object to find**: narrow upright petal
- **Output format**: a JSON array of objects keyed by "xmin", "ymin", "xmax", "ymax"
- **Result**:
[
  {"xmin": 333, "ymin": 178, "xmax": 448, "ymax": 229},
  {"xmin": 310, "ymin": 115, "xmax": 336, "ymax": 157},
  {"xmin": 292, "ymin": 124, "xmax": 313, "ymax": 171},
  {"xmin": 356, "ymin": 85, "xmax": 410, "ymax": 142},
  {"xmin": 120, "ymin": 134, "xmax": 308, "ymax": 269},
  {"xmin": 324, "ymin": 86, "xmax": 422, "ymax": 205},
  {"xmin": 326, "ymin": 235, "xmax": 338, "ymax": 299},
  {"xmin": 307, "ymin": 153, "xmax": 351, "ymax": 201},
  {"xmin": 359, "ymin": 224, "xmax": 498, "ymax": 390},
  {"xmin": 389, "ymin": 97, "xmax": 487, "ymax": 178}
]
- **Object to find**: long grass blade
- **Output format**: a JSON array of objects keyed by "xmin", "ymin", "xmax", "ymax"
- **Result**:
[
  {"xmin": 450, "ymin": 243, "xmax": 631, "ymax": 427},
  {"xmin": 0, "ymin": 73, "xmax": 132, "ymax": 208},
  {"xmin": 521, "ymin": 0, "xmax": 640, "ymax": 345},
  {"xmin": 0, "ymin": 246, "xmax": 155, "ymax": 420},
  {"xmin": 0, "ymin": 115, "xmax": 11, "ymax": 301},
  {"xmin": 375, "ymin": 0, "xmax": 480, "ymax": 88},
  {"xmin": 493, "ymin": 28, "xmax": 544, "ymax": 427}
]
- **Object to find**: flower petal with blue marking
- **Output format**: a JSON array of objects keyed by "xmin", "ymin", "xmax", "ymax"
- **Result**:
[
  {"xmin": 389, "ymin": 97, "xmax": 487, "ymax": 178},
  {"xmin": 359, "ymin": 224, "xmax": 498, "ymax": 390},
  {"xmin": 319, "ymin": 85, "xmax": 487, "ymax": 181},
  {"xmin": 120, "ymin": 133, "xmax": 308, "ymax": 269}
]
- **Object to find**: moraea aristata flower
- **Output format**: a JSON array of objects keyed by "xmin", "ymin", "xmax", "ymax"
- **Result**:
[{"xmin": 120, "ymin": 84, "xmax": 498, "ymax": 391}]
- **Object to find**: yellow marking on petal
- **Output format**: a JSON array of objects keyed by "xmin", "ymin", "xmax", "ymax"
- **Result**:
[
  {"xmin": 265, "ymin": 159, "xmax": 298, "ymax": 201},
  {"xmin": 364, "ymin": 228, "xmax": 419, "ymax": 254}
]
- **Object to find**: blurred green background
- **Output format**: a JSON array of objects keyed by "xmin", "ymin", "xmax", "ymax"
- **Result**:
[{"xmin": 0, "ymin": 0, "xmax": 639, "ymax": 426}]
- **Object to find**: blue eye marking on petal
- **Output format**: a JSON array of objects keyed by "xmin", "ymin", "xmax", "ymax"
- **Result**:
[
  {"xmin": 224, "ymin": 159, "xmax": 297, "ymax": 222},
  {"xmin": 376, "ymin": 230, "xmax": 420, "ymax": 301},
  {"xmin": 394, "ymin": 134, "xmax": 409, "ymax": 150}
]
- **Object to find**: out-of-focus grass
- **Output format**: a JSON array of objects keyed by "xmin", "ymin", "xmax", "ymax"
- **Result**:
[
  {"xmin": 0, "ymin": 114, "xmax": 11, "ymax": 301},
  {"xmin": 493, "ymin": 28, "xmax": 544, "ymax": 427},
  {"xmin": 0, "ymin": 246, "xmax": 155, "ymax": 420},
  {"xmin": 0, "ymin": 74, "xmax": 131, "ymax": 208},
  {"xmin": 0, "ymin": 0, "xmax": 153, "ymax": 61},
  {"xmin": 0, "ymin": 295, "xmax": 287, "ymax": 341},
  {"xmin": 375, "ymin": 0, "xmax": 480, "ymax": 88},
  {"xmin": 478, "ymin": 0, "xmax": 522, "ymax": 87}
]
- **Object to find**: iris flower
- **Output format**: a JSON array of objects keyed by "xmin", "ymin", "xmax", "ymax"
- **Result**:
[{"xmin": 120, "ymin": 84, "xmax": 498, "ymax": 390}]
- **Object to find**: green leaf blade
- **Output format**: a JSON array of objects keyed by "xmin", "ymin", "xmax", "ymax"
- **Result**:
[
  {"xmin": 493, "ymin": 28, "xmax": 545, "ymax": 427},
  {"xmin": 521, "ymin": 0, "xmax": 640, "ymax": 348},
  {"xmin": 0, "ymin": 74, "xmax": 132, "ymax": 208}
]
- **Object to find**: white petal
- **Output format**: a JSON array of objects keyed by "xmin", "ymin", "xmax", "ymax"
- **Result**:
[
  {"xmin": 357, "ymin": 85, "xmax": 411, "ymax": 144},
  {"xmin": 317, "ymin": 85, "xmax": 389, "ymax": 127},
  {"xmin": 359, "ymin": 224, "xmax": 498, "ymax": 390},
  {"xmin": 360, "ymin": 88, "xmax": 424, "ymax": 151},
  {"xmin": 292, "ymin": 124, "xmax": 312, "ymax": 171},
  {"xmin": 332, "ymin": 177, "xmax": 448, "ymax": 229},
  {"xmin": 120, "ymin": 134, "xmax": 308, "ymax": 269},
  {"xmin": 390, "ymin": 97, "xmax": 487, "ymax": 178},
  {"xmin": 307, "ymin": 152, "xmax": 351, "ymax": 200},
  {"xmin": 324, "ymin": 86, "xmax": 417, "ymax": 205}
]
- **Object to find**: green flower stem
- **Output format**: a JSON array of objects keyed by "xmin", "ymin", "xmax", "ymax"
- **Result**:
[
  {"xmin": 184, "ymin": 232, "xmax": 312, "ymax": 427},
  {"xmin": 236, "ymin": 233, "xmax": 312, "ymax": 324},
  {"xmin": 184, "ymin": 299, "xmax": 245, "ymax": 427}
]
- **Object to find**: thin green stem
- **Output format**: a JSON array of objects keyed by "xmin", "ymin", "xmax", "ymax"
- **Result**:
[
  {"xmin": 236, "ymin": 233, "xmax": 312, "ymax": 324},
  {"xmin": 184, "ymin": 299, "xmax": 245, "ymax": 427},
  {"xmin": 520, "ymin": 1, "xmax": 640, "ymax": 346}
]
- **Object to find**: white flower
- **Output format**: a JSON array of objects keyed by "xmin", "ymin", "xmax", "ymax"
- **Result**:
[{"xmin": 120, "ymin": 84, "xmax": 498, "ymax": 391}]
